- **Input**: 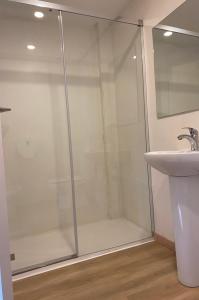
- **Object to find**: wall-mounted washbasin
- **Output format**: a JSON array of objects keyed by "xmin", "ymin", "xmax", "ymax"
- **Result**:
[
  {"xmin": 144, "ymin": 150, "xmax": 199, "ymax": 176},
  {"xmin": 145, "ymin": 148, "xmax": 199, "ymax": 287}
]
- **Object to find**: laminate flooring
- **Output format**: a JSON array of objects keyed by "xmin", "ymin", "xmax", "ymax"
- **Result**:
[{"xmin": 14, "ymin": 242, "xmax": 199, "ymax": 300}]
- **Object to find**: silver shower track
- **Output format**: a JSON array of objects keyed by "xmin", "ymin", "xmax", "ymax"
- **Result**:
[{"xmin": 8, "ymin": 0, "xmax": 142, "ymax": 26}]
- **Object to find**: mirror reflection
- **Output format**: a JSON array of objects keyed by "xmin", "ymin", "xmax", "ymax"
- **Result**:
[{"xmin": 153, "ymin": 0, "xmax": 199, "ymax": 118}]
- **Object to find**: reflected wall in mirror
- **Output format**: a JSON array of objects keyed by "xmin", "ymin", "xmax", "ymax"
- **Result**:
[
  {"xmin": 153, "ymin": 0, "xmax": 199, "ymax": 118},
  {"xmin": 153, "ymin": 27, "xmax": 199, "ymax": 118}
]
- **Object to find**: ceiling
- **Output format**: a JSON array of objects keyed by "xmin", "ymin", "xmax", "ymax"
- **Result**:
[
  {"xmin": 0, "ymin": 0, "xmax": 134, "ymax": 24},
  {"xmin": 161, "ymin": 0, "xmax": 199, "ymax": 32},
  {"xmin": 43, "ymin": 0, "xmax": 131, "ymax": 20},
  {"xmin": 3, "ymin": 0, "xmax": 186, "ymax": 26}
]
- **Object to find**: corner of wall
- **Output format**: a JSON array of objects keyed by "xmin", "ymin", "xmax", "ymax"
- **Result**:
[{"xmin": 142, "ymin": 25, "xmax": 175, "ymax": 241}]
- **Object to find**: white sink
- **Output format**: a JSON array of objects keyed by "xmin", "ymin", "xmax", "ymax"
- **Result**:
[
  {"xmin": 144, "ymin": 150, "xmax": 199, "ymax": 176},
  {"xmin": 145, "ymin": 150, "xmax": 199, "ymax": 287}
]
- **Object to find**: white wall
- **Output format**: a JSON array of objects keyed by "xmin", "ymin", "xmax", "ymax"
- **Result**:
[
  {"xmin": 0, "ymin": 14, "xmax": 76, "ymax": 239},
  {"xmin": 0, "ymin": 4, "xmax": 153, "ymax": 248},
  {"xmin": 43, "ymin": 0, "xmax": 188, "ymax": 242},
  {"xmin": 137, "ymin": 1, "xmax": 192, "ymax": 241},
  {"xmin": 120, "ymin": 0, "xmax": 187, "ymax": 241},
  {"xmin": 0, "ymin": 0, "xmax": 187, "ymax": 267},
  {"xmin": 0, "ymin": 0, "xmax": 190, "ymax": 298},
  {"xmin": 62, "ymin": 17, "xmax": 123, "ymax": 225},
  {"xmin": 62, "ymin": 15, "xmax": 152, "ymax": 231},
  {"xmin": 112, "ymin": 23, "xmax": 151, "ymax": 231},
  {"xmin": 144, "ymin": 26, "xmax": 199, "ymax": 241}
]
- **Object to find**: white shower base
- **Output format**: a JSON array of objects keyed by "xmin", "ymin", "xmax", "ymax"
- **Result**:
[{"xmin": 11, "ymin": 218, "xmax": 150, "ymax": 272}]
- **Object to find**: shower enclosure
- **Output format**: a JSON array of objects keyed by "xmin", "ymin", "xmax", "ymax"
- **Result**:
[{"xmin": 0, "ymin": 0, "xmax": 153, "ymax": 274}]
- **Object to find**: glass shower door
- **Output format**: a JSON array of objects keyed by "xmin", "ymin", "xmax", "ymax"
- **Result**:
[
  {"xmin": 0, "ymin": 2, "xmax": 77, "ymax": 273},
  {"xmin": 61, "ymin": 13, "xmax": 152, "ymax": 255}
]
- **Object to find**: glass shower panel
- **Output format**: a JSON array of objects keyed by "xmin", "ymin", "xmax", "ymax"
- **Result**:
[
  {"xmin": 0, "ymin": 2, "xmax": 77, "ymax": 273},
  {"xmin": 0, "ymin": 271, "xmax": 3, "ymax": 300},
  {"xmin": 62, "ymin": 13, "xmax": 152, "ymax": 255}
]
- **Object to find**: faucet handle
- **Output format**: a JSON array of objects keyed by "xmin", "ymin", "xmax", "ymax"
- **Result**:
[{"xmin": 182, "ymin": 127, "xmax": 198, "ymax": 136}]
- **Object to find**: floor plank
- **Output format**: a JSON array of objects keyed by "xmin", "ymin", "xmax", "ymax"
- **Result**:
[{"xmin": 13, "ymin": 242, "xmax": 199, "ymax": 300}]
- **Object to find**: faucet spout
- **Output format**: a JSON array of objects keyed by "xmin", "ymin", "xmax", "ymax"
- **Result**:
[
  {"xmin": 177, "ymin": 127, "xmax": 199, "ymax": 151},
  {"xmin": 177, "ymin": 134, "xmax": 198, "ymax": 151}
]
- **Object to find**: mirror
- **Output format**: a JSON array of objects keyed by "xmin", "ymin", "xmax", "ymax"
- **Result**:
[{"xmin": 153, "ymin": 0, "xmax": 199, "ymax": 118}]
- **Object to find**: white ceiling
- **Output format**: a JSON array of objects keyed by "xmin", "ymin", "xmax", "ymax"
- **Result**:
[
  {"xmin": 43, "ymin": 0, "xmax": 131, "ymax": 20},
  {"xmin": 161, "ymin": 0, "xmax": 199, "ymax": 32},
  {"xmin": 43, "ymin": 0, "xmax": 186, "ymax": 26},
  {"xmin": 2, "ymin": 0, "xmax": 186, "ymax": 26}
]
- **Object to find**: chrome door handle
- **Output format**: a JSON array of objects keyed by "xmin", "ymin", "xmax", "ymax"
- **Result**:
[{"xmin": 0, "ymin": 107, "xmax": 11, "ymax": 113}]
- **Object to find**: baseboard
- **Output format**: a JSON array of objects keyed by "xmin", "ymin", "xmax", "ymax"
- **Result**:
[{"xmin": 154, "ymin": 233, "xmax": 175, "ymax": 252}]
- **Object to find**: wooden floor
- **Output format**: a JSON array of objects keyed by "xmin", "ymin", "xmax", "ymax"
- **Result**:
[{"xmin": 14, "ymin": 242, "xmax": 199, "ymax": 300}]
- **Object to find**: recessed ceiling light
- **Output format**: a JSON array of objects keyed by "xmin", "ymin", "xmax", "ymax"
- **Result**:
[
  {"xmin": 133, "ymin": 55, "xmax": 137, "ymax": 60},
  {"xmin": 164, "ymin": 31, "xmax": 173, "ymax": 37},
  {"xmin": 27, "ymin": 44, "xmax": 36, "ymax": 50},
  {"xmin": 34, "ymin": 11, "xmax": 44, "ymax": 18}
]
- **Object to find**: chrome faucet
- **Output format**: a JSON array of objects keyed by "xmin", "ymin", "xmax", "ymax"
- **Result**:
[{"xmin": 178, "ymin": 127, "xmax": 199, "ymax": 151}]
